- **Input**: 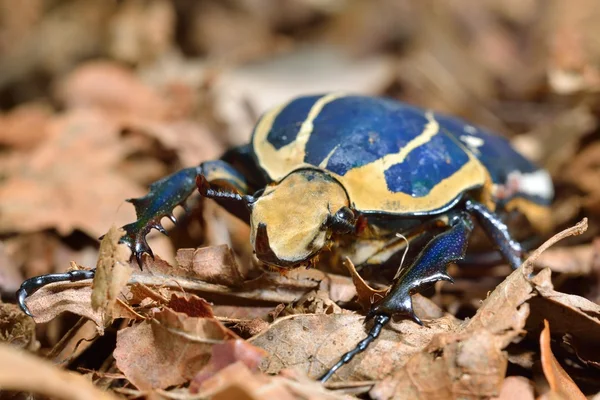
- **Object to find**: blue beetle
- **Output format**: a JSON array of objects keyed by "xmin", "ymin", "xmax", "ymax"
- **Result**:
[{"xmin": 17, "ymin": 93, "xmax": 553, "ymax": 381}]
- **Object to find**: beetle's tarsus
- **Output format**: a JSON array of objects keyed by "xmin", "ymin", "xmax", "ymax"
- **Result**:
[
  {"xmin": 17, "ymin": 269, "xmax": 96, "ymax": 317},
  {"xmin": 319, "ymin": 313, "xmax": 391, "ymax": 383}
]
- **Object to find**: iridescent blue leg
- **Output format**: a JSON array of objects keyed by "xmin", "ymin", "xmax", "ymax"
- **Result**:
[
  {"xmin": 17, "ymin": 159, "xmax": 250, "ymax": 317},
  {"xmin": 120, "ymin": 159, "xmax": 250, "ymax": 266},
  {"xmin": 464, "ymin": 199, "xmax": 523, "ymax": 269},
  {"xmin": 318, "ymin": 212, "xmax": 473, "ymax": 382}
]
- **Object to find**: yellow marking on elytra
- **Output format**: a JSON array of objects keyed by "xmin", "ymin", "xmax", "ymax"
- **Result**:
[
  {"xmin": 319, "ymin": 144, "xmax": 340, "ymax": 168},
  {"xmin": 297, "ymin": 93, "xmax": 342, "ymax": 150},
  {"xmin": 252, "ymin": 93, "xmax": 345, "ymax": 180},
  {"xmin": 378, "ymin": 111, "xmax": 439, "ymax": 168},
  {"xmin": 339, "ymin": 152, "xmax": 486, "ymax": 214},
  {"xmin": 504, "ymin": 197, "xmax": 553, "ymax": 234}
]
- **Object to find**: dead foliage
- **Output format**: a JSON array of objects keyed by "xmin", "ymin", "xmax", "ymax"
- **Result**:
[{"xmin": 1, "ymin": 1, "xmax": 600, "ymax": 399}]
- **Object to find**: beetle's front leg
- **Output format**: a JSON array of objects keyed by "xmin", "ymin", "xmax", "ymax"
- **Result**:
[
  {"xmin": 319, "ymin": 212, "xmax": 473, "ymax": 382},
  {"xmin": 17, "ymin": 159, "xmax": 251, "ymax": 317},
  {"xmin": 121, "ymin": 160, "xmax": 251, "ymax": 266}
]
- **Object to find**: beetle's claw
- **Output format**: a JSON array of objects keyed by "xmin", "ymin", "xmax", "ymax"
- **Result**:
[{"xmin": 120, "ymin": 222, "xmax": 155, "ymax": 268}]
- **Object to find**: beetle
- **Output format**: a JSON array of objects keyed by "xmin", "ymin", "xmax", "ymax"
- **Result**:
[{"xmin": 17, "ymin": 93, "xmax": 553, "ymax": 382}]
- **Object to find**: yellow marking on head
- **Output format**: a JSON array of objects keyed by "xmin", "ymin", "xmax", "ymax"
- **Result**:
[
  {"xmin": 252, "ymin": 93, "xmax": 346, "ymax": 180},
  {"xmin": 250, "ymin": 170, "xmax": 349, "ymax": 265},
  {"xmin": 504, "ymin": 197, "xmax": 553, "ymax": 233}
]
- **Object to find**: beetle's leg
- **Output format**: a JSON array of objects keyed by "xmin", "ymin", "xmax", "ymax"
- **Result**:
[
  {"xmin": 17, "ymin": 159, "xmax": 251, "ymax": 317},
  {"xmin": 464, "ymin": 199, "xmax": 523, "ymax": 269},
  {"xmin": 319, "ymin": 212, "xmax": 473, "ymax": 382},
  {"xmin": 120, "ymin": 159, "xmax": 251, "ymax": 266},
  {"xmin": 17, "ymin": 270, "xmax": 95, "ymax": 317}
]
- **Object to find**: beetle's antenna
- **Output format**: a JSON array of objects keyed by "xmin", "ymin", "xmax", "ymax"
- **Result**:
[
  {"xmin": 393, "ymin": 233, "xmax": 410, "ymax": 280},
  {"xmin": 318, "ymin": 313, "xmax": 390, "ymax": 383}
]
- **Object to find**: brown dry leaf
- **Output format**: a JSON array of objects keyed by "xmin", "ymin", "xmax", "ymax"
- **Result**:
[
  {"xmin": 55, "ymin": 61, "xmax": 173, "ymax": 121},
  {"xmin": 251, "ymin": 313, "xmax": 460, "ymax": 381},
  {"xmin": 342, "ymin": 258, "xmax": 388, "ymax": 311},
  {"xmin": 0, "ymin": 109, "xmax": 145, "ymax": 238},
  {"xmin": 0, "ymin": 302, "xmax": 38, "ymax": 351},
  {"xmin": 175, "ymin": 245, "xmax": 246, "ymax": 287},
  {"xmin": 193, "ymin": 362, "xmax": 347, "ymax": 400},
  {"xmin": 532, "ymin": 244, "xmax": 595, "ymax": 275},
  {"xmin": 107, "ymin": 0, "xmax": 175, "ymax": 64},
  {"xmin": 190, "ymin": 339, "xmax": 268, "ymax": 391},
  {"xmin": 492, "ymin": 376, "xmax": 535, "ymax": 400},
  {"xmin": 114, "ymin": 300, "xmax": 237, "ymax": 390},
  {"xmin": 167, "ymin": 292, "xmax": 214, "ymax": 318},
  {"xmin": 137, "ymin": 250, "xmax": 352, "ymax": 304},
  {"xmin": 539, "ymin": 320, "xmax": 586, "ymax": 400},
  {"xmin": 527, "ymin": 270, "xmax": 600, "ymax": 368},
  {"xmin": 0, "ymin": 342, "xmax": 119, "ymax": 400},
  {"xmin": 91, "ymin": 225, "xmax": 132, "ymax": 324},
  {"xmin": 370, "ymin": 330, "xmax": 507, "ymax": 400},
  {"xmin": 282, "ymin": 290, "xmax": 343, "ymax": 316},
  {"xmin": 27, "ymin": 284, "xmax": 101, "ymax": 333},
  {"xmin": 0, "ymin": 102, "xmax": 52, "ymax": 149}
]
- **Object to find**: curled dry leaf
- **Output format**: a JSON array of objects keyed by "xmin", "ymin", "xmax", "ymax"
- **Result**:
[
  {"xmin": 114, "ymin": 295, "xmax": 237, "ymax": 390},
  {"xmin": 0, "ymin": 343, "xmax": 119, "ymax": 400},
  {"xmin": 539, "ymin": 320, "xmax": 586, "ymax": 400},
  {"xmin": 343, "ymin": 258, "xmax": 388, "ymax": 311},
  {"xmin": 91, "ymin": 225, "xmax": 132, "ymax": 324},
  {"xmin": 526, "ymin": 270, "xmax": 600, "ymax": 369},
  {"xmin": 135, "ymin": 249, "xmax": 354, "ymax": 305},
  {"xmin": 175, "ymin": 245, "xmax": 246, "ymax": 287}
]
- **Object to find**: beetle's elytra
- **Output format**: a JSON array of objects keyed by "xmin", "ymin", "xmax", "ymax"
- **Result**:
[{"xmin": 17, "ymin": 93, "xmax": 553, "ymax": 381}]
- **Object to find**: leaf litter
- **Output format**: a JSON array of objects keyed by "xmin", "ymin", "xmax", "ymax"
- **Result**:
[{"xmin": 2, "ymin": 2, "xmax": 600, "ymax": 399}]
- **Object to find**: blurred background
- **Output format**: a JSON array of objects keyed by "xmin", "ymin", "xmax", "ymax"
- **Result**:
[{"xmin": 1, "ymin": 0, "xmax": 599, "ymax": 345}]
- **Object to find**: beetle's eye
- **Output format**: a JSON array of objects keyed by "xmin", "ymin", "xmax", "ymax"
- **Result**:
[{"xmin": 330, "ymin": 206, "xmax": 356, "ymax": 233}]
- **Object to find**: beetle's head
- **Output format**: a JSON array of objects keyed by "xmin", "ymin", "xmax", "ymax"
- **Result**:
[{"xmin": 249, "ymin": 169, "xmax": 355, "ymax": 269}]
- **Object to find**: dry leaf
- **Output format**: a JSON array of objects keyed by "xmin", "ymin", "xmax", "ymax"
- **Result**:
[
  {"xmin": 190, "ymin": 339, "xmax": 268, "ymax": 391},
  {"xmin": 0, "ymin": 343, "xmax": 119, "ymax": 400},
  {"xmin": 0, "ymin": 109, "xmax": 145, "ymax": 238},
  {"xmin": 193, "ymin": 362, "xmax": 347, "ymax": 400},
  {"xmin": 0, "ymin": 302, "xmax": 38, "ymax": 351},
  {"xmin": 91, "ymin": 225, "xmax": 132, "ymax": 324},
  {"xmin": 492, "ymin": 376, "xmax": 535, "ymax": 400},
  {"xmin": 114, "ymin": 301, "xmax": 236, "ymax": 390},
  {"xmin": 539, "ymin": 320, "xmax": 586, "ymax": 400},
  {"xmin": 175, "ymin": 245, "xmax": 246, "ymax": 287},
  {"xmin": 251, "ymin": 313, "xmax": 460, "ymax": 381},
  {"xmin": 342, "ymin": 258, "xmax": 388, "ymax": 311}
]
